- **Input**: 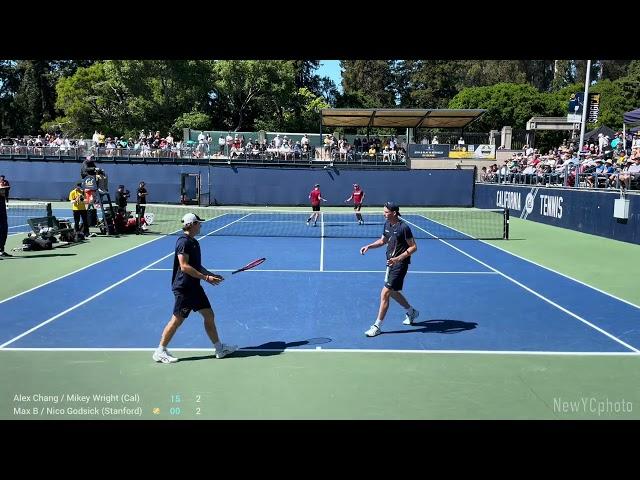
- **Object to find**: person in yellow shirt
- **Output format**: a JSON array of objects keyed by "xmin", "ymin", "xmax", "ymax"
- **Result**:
[{"xmin": 69, "ymin": 183, "xmax": 89, "ymax": 236}]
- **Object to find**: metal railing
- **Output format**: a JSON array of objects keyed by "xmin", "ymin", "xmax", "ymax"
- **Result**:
[
  {"xmin": 0, "ymin": 144, "xmax": 408, "ymax": 168},
  {"xmin": 480, "ymin": 164, "xmax": 640, "ymax": 191}
]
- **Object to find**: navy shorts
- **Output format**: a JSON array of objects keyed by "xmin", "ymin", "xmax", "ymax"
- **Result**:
[
  {"xmin": 384, "ymin": 263, "xmax": 409, "ymax": 291},
  {"xmin": 172, "ymin": 286, "xmax": 212, "ymax": 318},
  {"xmin": 312, "ymin": 205, "xmax": 320, "ymax": 212},
  {"xmin": 353, "ymin": 204, "xmax": 362, "ymax": 211}
]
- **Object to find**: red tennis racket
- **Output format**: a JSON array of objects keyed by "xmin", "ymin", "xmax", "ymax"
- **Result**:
[{"xmin": 231, "ymin": 257, "xmax": 266, "ymax": 274}]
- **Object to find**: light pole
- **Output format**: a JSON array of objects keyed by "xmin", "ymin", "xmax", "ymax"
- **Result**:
[{"xmin": 578, "ymin": 60, "xmax": 592, "ymax": 152}]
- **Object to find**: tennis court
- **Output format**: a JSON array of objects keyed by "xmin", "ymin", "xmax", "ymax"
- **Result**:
[{"xmin": 1, "ymin": 203, "xmax": 639, "ymax": 419}]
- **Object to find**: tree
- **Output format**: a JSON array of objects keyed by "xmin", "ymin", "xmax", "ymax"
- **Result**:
[
  {"xmin": 11, "ymin": 60, "xmax": 58, "ymax": 134},
  {"xmin": 449, "ymin": 83, "xmax": 562, "ymax": 131},
  {"xmin": 599, "ymin": 60, "xmax": 633, "ymax": 82},
  {"xmin": 54, "ymin": 62, "xmax": 126, "ymax": 137},
  {"xmin": 462, "ymin": 60, "xmax": 527, "ymax": 88},
  {"xmin": 265, "ymin": 87, "xmax": 329, "ymax": 133},
  {"xmin": 212, "ymin": 60, "xmax": 296, "ymax": 131},
  {"xmin": 590, "ymin": 78, "xmax": 640, "ymax": 130},
  {"xmin": 54, "ymin": 60, "xmax": 215, "ymax": 138},
  {"xmin": 341, "ymin": 60, "xmax": 395, "ymax": 107},
  {"xmin": 394, "ymin": 60, "xmax": 465, "ymax": 108},
  {"xmin": 173, "ymin": 111, "xmax": 211, "ymax": 132},
  {"xmin": 106, "ymin": 60, "xmax": 215, "ymax": 135},
  {"xmin": 517, "ymin": 60, "xmax": 555, "ymax": 92},
  {"xmin": 551, "ymin": 60, "xmax": 574, "ymax": 91}
]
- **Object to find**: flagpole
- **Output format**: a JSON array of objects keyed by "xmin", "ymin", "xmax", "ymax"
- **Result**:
[{"xmin": 578, "ymin": 60, "xmax": 591, "ymax": 151}]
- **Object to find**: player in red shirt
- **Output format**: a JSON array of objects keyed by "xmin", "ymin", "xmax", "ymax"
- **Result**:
[
  {"xmin": 345, "ymin": 183, "xmax": 365, "ymax": 225},
  {"xmin": 306, "ymin": 183, "xmax": 326, "ymax": 227}
]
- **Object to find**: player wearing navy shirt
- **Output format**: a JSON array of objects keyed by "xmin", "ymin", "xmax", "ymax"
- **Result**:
[
  {"xmin": 152, "ymin": 213, "xmax": 237, "ymax": 363},
  {"xmin": 359, "ymin": 202, "xmax": 419, "ymax": 337}
]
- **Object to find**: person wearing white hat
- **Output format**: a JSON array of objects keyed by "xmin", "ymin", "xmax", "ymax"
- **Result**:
[{"xmin": 152, "ymin": 212, "xmax": 237, "ymax": 363}]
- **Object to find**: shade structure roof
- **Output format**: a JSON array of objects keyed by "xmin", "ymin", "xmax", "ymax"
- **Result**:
[
  {"xmin": 321, "ymin": 108, "xmax": 486, "ymax": 129},
  {"xmin": 623, "ymin": 108, "xmax": 640, "ymax": 125}
]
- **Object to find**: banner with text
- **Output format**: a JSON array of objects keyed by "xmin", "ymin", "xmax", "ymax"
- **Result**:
[
  {"xmin": 409, "ymin": 144, "xmax": 450, "ymax": 158},
  {"xmin": 474, "ymin": 183, "xmax": 640, "ymax": 244}
]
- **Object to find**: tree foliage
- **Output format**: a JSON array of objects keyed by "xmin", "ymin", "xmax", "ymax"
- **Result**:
[
  {"xmin": 2, "ymin": 59, "xmax": 640, "ymax": 140},
  {"xmin": 341, "ymin": 60, "xmax": 395, "ymax": 107},
  {"xmin": 212, "ymin": 60, "xmax": 296, "ymax": 131},
  {"xmin": 449, "ymin": 83, "xmax": 562, "ymax": 131}
]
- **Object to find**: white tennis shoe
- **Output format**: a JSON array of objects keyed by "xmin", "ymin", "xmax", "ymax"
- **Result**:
[
  {"xmin": 403, "ymin": 309, "xmax": 420, "ymax": 325},
  {"xmin": 153, "ymin": 348, "xmax": 179, "ymax": 363},
  {"xmin": 365, "ymin": 324, "xmax": 381, "ymax": 337},
  {"xmin": 215, "ymin": 343, "xmax": 238, "ymax": 359}
]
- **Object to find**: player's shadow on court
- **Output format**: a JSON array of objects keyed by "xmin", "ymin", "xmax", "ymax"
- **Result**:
[
  {"xmin": 382, "ymin": 319, "xmax": 477, "ymax": 335},
  {"xmin": 178, "ymin": 337, "xmax": 333, "ymax": 361}
]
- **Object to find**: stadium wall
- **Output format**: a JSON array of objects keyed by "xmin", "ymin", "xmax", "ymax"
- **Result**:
[
  {"xmin": 0, "ymin": 161, "xmax": 474, "ymax": 207},
  {"xmin": 474, "ymin": 183, "xmax": 640, "ymax": 244}
]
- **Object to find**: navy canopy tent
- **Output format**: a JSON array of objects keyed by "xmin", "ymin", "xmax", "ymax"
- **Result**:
[
  {"xmin": 623, "ymin": 108, "xmax": 640, "ymax": 148},
  {"xmin": 623, "ymin": 108, "xmax": 640, "ymax": 125},
  {"xmin": 584, "ymin": 125, "xmax": 615, "ymax": 142}
]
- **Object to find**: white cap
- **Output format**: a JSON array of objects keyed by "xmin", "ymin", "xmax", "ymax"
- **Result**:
[{"xmin": 182, "ymin": 213, "xmax": 204, "ymax": 226}]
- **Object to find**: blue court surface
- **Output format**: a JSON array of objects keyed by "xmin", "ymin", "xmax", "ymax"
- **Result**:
[{"xmin": 2, "ymin": 212, "xmax": 640, "ymax": 354}]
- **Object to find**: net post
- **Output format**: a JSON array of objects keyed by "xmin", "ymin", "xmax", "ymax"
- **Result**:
[
  {"xmin": 471, "ymin": 166, "xmax": 477, "ymax": 207},
  {"xmin": 503, "ymin": 208, "xmax": 509, "ymax": 239}
]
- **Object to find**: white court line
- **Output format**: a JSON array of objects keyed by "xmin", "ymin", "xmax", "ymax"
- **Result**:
[
  {"xmin": 144, "ymin": 268, "xmax": 498, "ymax": 274},
  {"xmin": 403, "ymin": 218, "xmax": 640, "ymax": 353},
  {"xmin": 0, "ymin": 214, "xmax": 253, "ymax": 349},
  {"xmin": 481, "ymin": 240, "xmax": 640, "ymax": 311},
  {"xmin": 0, "ymin": 347, "xmax": 637, "ymax": 356},
  {"xmin": 0, "ymin": 235, "xmax": 168, "ymax": 305},
  {"xmin": 320, "ymin": 212, "xmax": 325, "ymax": 271},
  {"xmin": 408, "ymin": 212, "xmax": 640, "ymax": 311}
]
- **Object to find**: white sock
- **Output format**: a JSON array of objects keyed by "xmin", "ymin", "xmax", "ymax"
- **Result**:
[
  {"xmin": 374, "ymin": 319, "xmax": 383, "ymax": 328},
  {"xmin": 406, "ymin": 306, "xmax": 414, "ymax": 314},
  {"xmin": 214, "ymin": 341, "xmax": 223, "ymax": 351},
  {"xmin": 156, "ymin": 345, "xmax": 165, "ymax": 352}
]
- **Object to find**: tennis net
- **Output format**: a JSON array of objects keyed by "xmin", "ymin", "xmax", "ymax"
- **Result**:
[
  {"xmin": 140, "ymin": 205, "xmax": 508, "ymax": 240},
  {"xmin": 7, "ymin": 202, "xmax": 52, "ymax": 232}
]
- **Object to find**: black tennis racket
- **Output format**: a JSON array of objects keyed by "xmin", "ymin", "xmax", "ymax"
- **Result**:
[{"xmin": 231, "ymin": 257, "xmax": 266, "ymax": 274}]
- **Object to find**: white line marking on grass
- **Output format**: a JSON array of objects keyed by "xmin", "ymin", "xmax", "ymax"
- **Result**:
[
  {"xmin": 404, "ymin": 218, "xmax": 640, "ymax": 353},
  {"xmin": 0, "ymin": 215, "xmax": 253, "ymax": 348},
  {"xmin": 0, "ymin": 347, "xmax": 637, "ymax": 356},
  {"xmin": 145, "ymin": 268, "xmax": 497, "ymax": 274}
]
